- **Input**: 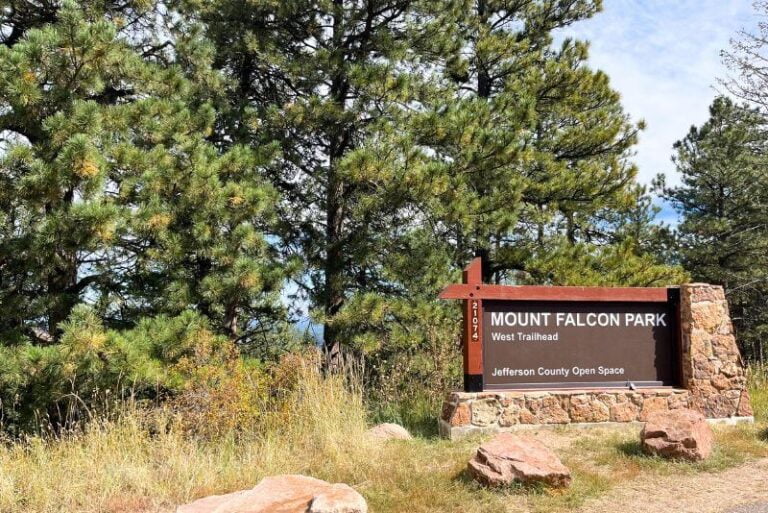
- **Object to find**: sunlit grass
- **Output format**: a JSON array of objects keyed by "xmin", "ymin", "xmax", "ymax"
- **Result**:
[
  {"xmin": 0, "ymin": 364, "xmax": 767, "ymax": 512},
  {"xmin": 749, "ymin": 363, "xmax": 768, "ymax": 423}
]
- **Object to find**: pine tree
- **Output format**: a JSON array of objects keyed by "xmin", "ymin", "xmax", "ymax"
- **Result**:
[
  {"xmin": 408, "ymin": 0, "xmax": 684, "ymax": 287},
  {"xmin": 0, "ymin": 2, "xmax": 149, "ymax": 341},
  {"xmin": 0, "ymin": 1, "xmax": 288, "ymax": 344},
  {"xmin": 659, "ymin": 97, "xmax": 768, "ymax": 361},
  {"xmin": 190, "ymin": 0, "xmax": 685, "ymax": 371},
  {"xmin": 187, "ymin": 0, "xmax": 460, "ymax": 368}
]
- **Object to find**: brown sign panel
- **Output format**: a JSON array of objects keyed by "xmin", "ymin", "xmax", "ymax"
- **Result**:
[{"xmin": 482, "ymin": 300, "xmax": 677, "ymax": 389}]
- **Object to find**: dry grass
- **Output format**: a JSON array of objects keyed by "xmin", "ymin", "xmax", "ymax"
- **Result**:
[
  {"xmin": 0, "ymin": 364, "xmax": 376, "ymax": 513},
  {"xmin": 0, "ymin": 365, "xmax": 767, "ymax": 513},
  {"xmin": 749, "ymin": 363, "xmax": 768, "ymax": 423}
]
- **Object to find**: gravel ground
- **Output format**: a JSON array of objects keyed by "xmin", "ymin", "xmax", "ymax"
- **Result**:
[
  {"xmin": 723, "ymin": 503, "xmax": 768, "ymax": 513},
  {"xmin": 573, "ymin": 458, "xmax": 768, "ymax": 513}
]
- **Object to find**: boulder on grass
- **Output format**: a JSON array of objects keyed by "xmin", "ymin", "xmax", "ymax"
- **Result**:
[
  {"xmin": 176, "ymin": 475, "xmax": 367, "ymax": 513},
  {"xmin": 640, "ymin": 408, "xmax": 714, "ymax": 462},
  {"xmin": 366, "ymin": 423, "xmax": 412, "ymax": 441},
  {"xmin": 467, "ymin": 432, "xmax": 571, "ymax": 488}
]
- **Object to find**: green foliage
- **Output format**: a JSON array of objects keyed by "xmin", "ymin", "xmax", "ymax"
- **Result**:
[
  {"xmin": 659, "ymin": 96, "xmax": 768, "ymax": 361},
  {"xmin": 0, "ymin": 305, "xmax": 237, "ymax": 435},
  {"xmin": 189, "ymin": 0, "xmax": 462, "ymax": 366},
  {"xmin": 415, "ymin": 0, "xmax": 684, "ymax": 287},
  {"xmin": 0, "ymin": 1, "xmax": 291, "ymax": 347},
  {"xmin": 190, "ymin": 0, "xmax": 683, "ymax": 373},
  {"xmin": 0, "ymin": 0, "xmax": 692, "ymax": 437},
  {"xmin": 748, "ymin": 364, "xmax": 768, "ymax": 422},
  {"xmin": 519, "ymin": 239, "xmax": 688, "ymax": 286}
]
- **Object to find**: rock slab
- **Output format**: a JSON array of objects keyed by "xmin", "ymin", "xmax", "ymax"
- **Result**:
[
  {"xmin": 467, "ymin": 432, "xmax": 571, "ymax": 488},
  {"xmin": 640, "ymin": 408, "xmax": 714, "ymax": 461},
  {"xmin": 176, "ymin": 475, "xmax": 367, "ymax": 513},
  {"xmin": 366, "ymin": 422, "xmax": 412, "ymax": 440}
]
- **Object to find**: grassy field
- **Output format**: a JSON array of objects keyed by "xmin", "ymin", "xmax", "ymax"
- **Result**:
[{"xmin": 0, "ymin": 367, "xmax": 767, "ymax": 513}]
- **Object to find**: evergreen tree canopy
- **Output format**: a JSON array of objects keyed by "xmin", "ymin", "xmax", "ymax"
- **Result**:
[
  {"xmin": 659, "ymin": 96, "xmax": 768, "ymax": 361},
  {"xmin": 417, "ymin": 0, "xmax": 684, "ymax": 287},
  {"xmin": 186, "ymin": 0, "xmax": 685, "ymax": 369},
  {"xmin": 0, "ymin": 1, "xmax": 289, "ymax": 345},
  {"xmin": 186, "ymin": 0, "xmax": 462, "ymax": 367},
  {"xmin": 0, "ymin": 0, "xmax": 685, "ymax": 372}
]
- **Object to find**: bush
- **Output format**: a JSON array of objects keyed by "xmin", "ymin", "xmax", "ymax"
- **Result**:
[
  {"xmin": 0, "ymin": 306, "xmax": 239, "ymax": 435},
  {"xmin": 168, "ymin": 348, "xmax": 271, "ymax": 439},
  {"xmin": 0, "ymin": 351, "xmax": 375, "ymax": 513}
]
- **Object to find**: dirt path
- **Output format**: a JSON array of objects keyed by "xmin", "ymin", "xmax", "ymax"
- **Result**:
[{"xmin": 574, "ymin": 458, "xmax": 768, "ymax": 513}]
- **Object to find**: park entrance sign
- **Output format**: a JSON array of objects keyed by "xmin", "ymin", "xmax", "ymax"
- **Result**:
[
  {"xmin": 482, "ymin": 299, "xmax": 676, "ymax": 390},
  {"xmin": 438, "ymin": 258, "xmax": 753, "ymax": 439},
  {"xmin": 440, "ymin": 258, "xmax": 679, "ymax": 392}
]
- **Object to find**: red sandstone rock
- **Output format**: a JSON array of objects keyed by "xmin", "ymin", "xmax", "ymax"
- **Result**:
[
  {"xmin": 441, "ymin": 401, "xmax": 471, "ymax": 427},
  {"xmin": 639, "ymin": 396, "xmax": 669, "ymax": 421},
  {"xmin": 610, "ymin": 400, "xmax": 640, "ymax": 422},
  {"xmin": 689, "ymin": 283, "xmax": 724, "ymax": 303},
  {"xmin": 176, "ymin": 475, "xmax": 367, "ymax": 513},
  {"xmin": 467, "ymin": 433, "xmax": 571, "ymax": 488},
  {"xmin": 499, "ymin": 399, "xmax": 525, "ymax": 426},
  {"xmin": 569, "ymin": 394, "xmax": 610, "ymax": 423},
  {"xmin": 667, "ymin": 392, "xmax": 690, "ymax": 411},
  {"xmin": 640, "ymin": 409, "xmax": 714, "ymax": 462},
  {"xmin": 527, "ymin": 395, "xmax": 570, "ymax": 424},
  {"xmin": 738, "ymin": 390, "xmax": 754, "ymax": 417},
  {"xmin": 366, "ymin": 422, "xmax": 412, "ymax": 440},
  {"xmin": 681, "ymin": 284, "xmax": 751, "ymax": 420}
]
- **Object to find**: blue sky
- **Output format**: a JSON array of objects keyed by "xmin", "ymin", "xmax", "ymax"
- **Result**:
[{"xmin": 563, "ymin": 0, "xmax": 757, "ymax": 223}]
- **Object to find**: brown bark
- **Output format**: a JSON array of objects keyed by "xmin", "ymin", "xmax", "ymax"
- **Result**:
[{"xmin": 323, "ymin": 0, "xmax": 350, "ymax": 371}]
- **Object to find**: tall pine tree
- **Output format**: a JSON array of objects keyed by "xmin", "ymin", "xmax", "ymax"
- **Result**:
[
  {"xmin": 190, "ymin": 0, "xmax": 684, "ymax": 370},
  {"xmin": 0, "ymin": 1, "xmax": 288, "ymax": 344},
  {"xmin": 659, "ymin": 96, "xmax": 768, "ymax": 362},
  {"xmin": 186, "ymin": 0, "xmax": 459, "ymax": 367},
  {"xmin": 415, "ymin": 0, "xmax": 684, "ymax": 286}
]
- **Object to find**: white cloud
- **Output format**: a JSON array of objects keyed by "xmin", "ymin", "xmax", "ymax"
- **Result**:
[{"xmin": 561, "ymin": 0, "xmax": 756, "ymax": 185}]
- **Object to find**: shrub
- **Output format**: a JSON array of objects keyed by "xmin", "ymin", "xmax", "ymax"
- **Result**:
[
  {"xmin": 168, "ymin": 348, "xmax": 270, "ymax": 439},
  {"xmin": 0, "ymin": 352, "xmax": 376, "ymax": 513},
  {"xmin": 0, "ymin": 306, "xmax": 239, "ymax": 435}
]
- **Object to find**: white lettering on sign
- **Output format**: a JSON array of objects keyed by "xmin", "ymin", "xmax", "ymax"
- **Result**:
[
  {"xmin": 471, "ymin": 300, "xmax": 479, "ymax": 341},
  {"xmin": 489, "ymin": 366, "xmax": 627, "ymax": 378},
  {"xmin": 489, "ymin": 311, "xmax": 552, "ymax": 327},
  {"xmin": 624, "ymin": 313, "xmax": 667, "ymax": 327},
  {"xmin": 490, "ymin": 311, "xmax": 667, "ymax": 328}
]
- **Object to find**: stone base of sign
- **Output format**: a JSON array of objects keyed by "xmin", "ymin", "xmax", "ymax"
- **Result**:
[
  {"xmin": 439, "ymin": 283, "xmax": 753, "ymax": 439},
  {"xmin": 439, "ymin": 388, "xmax": 688, "ymax": 439},
  {"xmin": 706, "ymin": 416, "xmax": 755, "ymax": 426},
  {"xmin": 438, "ymin": 389, "xmax": 754, "ymax": 439}
]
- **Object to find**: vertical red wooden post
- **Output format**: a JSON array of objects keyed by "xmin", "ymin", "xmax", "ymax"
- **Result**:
[{"xmin": 463, "ymin": 257, "xmax": 484, "ymax": 392}]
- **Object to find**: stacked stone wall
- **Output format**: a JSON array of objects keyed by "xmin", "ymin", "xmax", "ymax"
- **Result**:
[
  {"xmin": 439, "ymin": 389, "xmax": 691, "ymax": 439},
  {"xmin": 681, "ymin": 283, "xmax": 752, "ymax": 418}
]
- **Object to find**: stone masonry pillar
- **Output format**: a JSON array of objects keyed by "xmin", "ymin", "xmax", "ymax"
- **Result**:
[{"xmin": 680, "ymin": 283, "xmax": 752, "ymax": 418}]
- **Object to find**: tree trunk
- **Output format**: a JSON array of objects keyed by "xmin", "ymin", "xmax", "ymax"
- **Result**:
[
  {"xmin": 324, "ymin": 169, "xmax": 346, "ymax": 370},
  {"xmin": 224, "ymin": 302, "xmax": 239, "ymax": 338},
  {"xmin": 468, "ymin": 0, "xmax": 498, "ymax": 284},
  {"xmin": 47, "ymin": 250, "xmax": 78, "ymax": 341},
  {"xmin": 323, "ymin": 0, "xmax": 348, "ymax": 372}
]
